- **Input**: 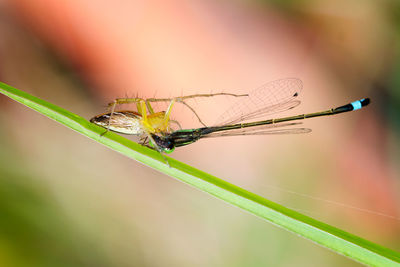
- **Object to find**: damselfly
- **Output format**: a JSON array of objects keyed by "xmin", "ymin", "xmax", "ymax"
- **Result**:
[{"xmin": 90, "ymin": 78, "xmax": 370, "ymax": 153}]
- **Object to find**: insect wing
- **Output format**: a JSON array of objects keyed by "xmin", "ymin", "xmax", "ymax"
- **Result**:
[
  {"xmin": 215, "ymin": 78, "xmax": 302, "ymax": 125},
  {"xmin": 202, "ymin": 122, "xmax": 311, "ymax": 138}
]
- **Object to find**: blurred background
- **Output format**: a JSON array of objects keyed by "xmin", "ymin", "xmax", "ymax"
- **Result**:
[{"xmin": 0, "ymin": 0, "xmax": 399, "ymax": 266}]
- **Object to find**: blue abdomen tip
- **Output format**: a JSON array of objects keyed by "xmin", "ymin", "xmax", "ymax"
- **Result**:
[
  {"xmin": 351, "ymin": 100, "xmax": 362, "ymax": 110},
  {"xmin": 351, "ymin": 98, "xmax": 370, "ymax": 110}
]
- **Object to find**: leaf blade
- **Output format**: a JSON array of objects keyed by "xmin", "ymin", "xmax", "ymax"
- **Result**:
[{"xmin": 1, "ymin": 81, "xmax": 399, "ymax": 267}]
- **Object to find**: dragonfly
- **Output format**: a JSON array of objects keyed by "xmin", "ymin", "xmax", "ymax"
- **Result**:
[{"xmin": 90, "ymin": 78, "xmax": 370, "ymax": 153}]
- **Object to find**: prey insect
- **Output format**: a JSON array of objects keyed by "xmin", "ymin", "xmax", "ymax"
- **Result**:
[{"xmin": 90, "ymin": 78, "xmax": 370, "ymax": 154}]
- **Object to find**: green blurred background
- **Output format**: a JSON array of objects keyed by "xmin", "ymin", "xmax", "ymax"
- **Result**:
[{"xmin": 0, "ymin": 0, "xmax": 399, "ymax": 266}]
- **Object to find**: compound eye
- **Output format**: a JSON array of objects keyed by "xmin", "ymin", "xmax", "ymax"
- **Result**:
[
  {"xmin": 161, "ymin": 139, "xmax": 175, "ymax": 153},
  {"xmin": 151, "ymin": 134, "xmax": 175, "ymax": 153},
  {"xmin": 166, "ymin": 141, "xmax": 175, "ymax": 151},
  {"xmin": 163, "ymin": 146, "xmax": 175, "ymax": 154}
]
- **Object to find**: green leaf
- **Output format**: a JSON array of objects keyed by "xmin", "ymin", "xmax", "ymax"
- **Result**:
[{"xmin": 1, "ymin": 81, "xmax": 399, "ymax": 266}]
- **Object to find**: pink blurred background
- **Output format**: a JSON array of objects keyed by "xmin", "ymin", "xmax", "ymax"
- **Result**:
[{"xmin": 0, "ymin": 0, "xmax": 399, "ymax": 266}]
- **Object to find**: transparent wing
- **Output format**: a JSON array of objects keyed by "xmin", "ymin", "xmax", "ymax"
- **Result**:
[
  {"xmin": 215, "ymin": 78, "xmax": 302, "ymax": 125},
  {"xmin": 202, "ymin": 122, "xmax": 311, "ymax": 138}
]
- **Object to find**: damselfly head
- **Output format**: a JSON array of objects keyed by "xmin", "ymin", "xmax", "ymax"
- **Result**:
[{"xmin": 151, "ymin": 134, "xmax": 175, "ymax": 153}]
